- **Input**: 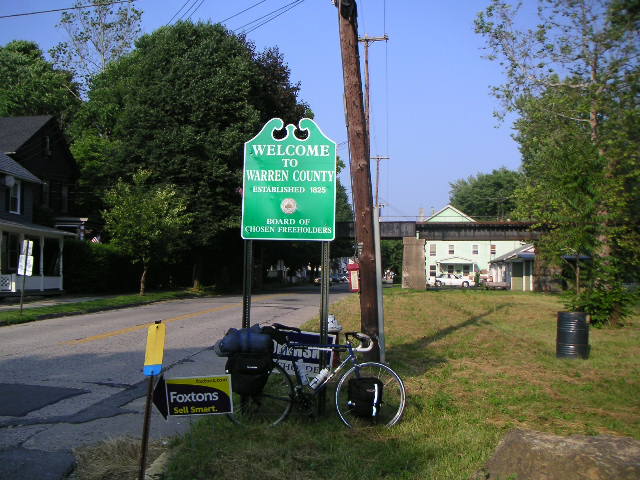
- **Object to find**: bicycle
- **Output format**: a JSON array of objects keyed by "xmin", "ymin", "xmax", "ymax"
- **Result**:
[{"xmin": 225, "ymin": 323, "xmax": 406, "ymax": 428}]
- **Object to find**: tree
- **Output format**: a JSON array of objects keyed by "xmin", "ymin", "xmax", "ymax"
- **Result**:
[
  {"xmin": 381, "ymin": 240, "xmax": 403, "ymax": 279},
  {"xmin": 73, "ymin": 21, "xmax": 311, "ymax": 288},
  {"xmin": 103, "ymin": 170, "xmax": 192, "ymax": 295},
  {"xmin": 449, "ymin": 167, "xmax": 523, "ymax": 219},
  {"xmin": 476, "ymin": 0, "xmax": 639, "ymax": 325},
  {"xmin": 0, "ymin": 40, "xmax": 80, "ymax": 127},
  {"xmin": 50, "ymin": 0, "xmax": 141, "ymax": 96}
]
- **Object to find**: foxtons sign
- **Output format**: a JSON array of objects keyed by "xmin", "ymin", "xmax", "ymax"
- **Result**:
[{"xmin": 242, "ymin": 118, "xmax": 336, "ymax": 241}]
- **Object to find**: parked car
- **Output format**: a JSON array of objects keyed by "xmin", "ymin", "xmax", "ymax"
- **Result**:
[
  {"xmin": 430, "ymin": 273, "xmax": 475, "ymax": 288},
  {"xmin": 314, "ymin": 275, "xmax": 341, "ymax": 285}
]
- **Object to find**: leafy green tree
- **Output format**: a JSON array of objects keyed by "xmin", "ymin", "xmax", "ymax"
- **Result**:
[
  {"xmin": 103, "ymin": 170, "xmax": 192, "ymax": 295},
  {"xmin": 50, "ymin": 0, "xmax": 141, "ymax": 95},
  {"xmin": 476, "ymin": 0, "xmax": 639, "ymax": 325},
  {"xmin": 381, "ymin": 240, "xmax": 403, "ymax": 280},
  {"xmin": 449, "ymin": 167, "xmax": 523, "ymax": 219},
  {"xmin": 73, "ymin": 21, "xmax": 310, "ymax": 287},
  {"xmin": 0, "ymin": 40, "xmax": 80, "ymax": 126}
]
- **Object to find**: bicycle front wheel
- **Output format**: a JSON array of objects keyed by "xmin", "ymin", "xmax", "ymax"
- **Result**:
[
  {"xmin": 335, "ymin": 362, "xmax": 406, "ymax": 428},
  {"xmin": 226, "ymin": 362, "xmax": 294, "ymax": 427}
]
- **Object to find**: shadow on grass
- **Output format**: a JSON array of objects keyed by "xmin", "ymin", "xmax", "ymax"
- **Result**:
[
  {"xmin": 387, "ymin": 304, "xmax": 510, "ymax": 378},
  {"xmin": 167, "ymin": 416, "xmax": 435, "ymax": 480}
]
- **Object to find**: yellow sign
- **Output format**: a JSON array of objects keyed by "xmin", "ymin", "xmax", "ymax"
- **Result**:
[
  {"xmin": 165, "ymin": 375, "xmax": 233, "ymax": 416},
  {"xmin": 143, "ymin": 322, "xmax": 166, "ymax": 376}
]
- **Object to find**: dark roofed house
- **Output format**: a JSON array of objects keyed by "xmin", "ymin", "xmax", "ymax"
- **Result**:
[{"xmin": 0, "ymin": 116, "xmax": 81, "ymax": 295}]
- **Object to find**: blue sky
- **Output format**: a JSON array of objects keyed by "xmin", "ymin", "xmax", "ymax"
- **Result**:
[{"xmin": 0, "ymin": 0, "xmax": 525, "ymax": 220}]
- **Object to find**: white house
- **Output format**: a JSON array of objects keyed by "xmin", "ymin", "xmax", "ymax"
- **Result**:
[
  {"xmin": 489, "ymin": 244, "xmax": 536, "ymax": 291},
  {"xmin": 423, "ymin": 205, "xmax": 528, "ymax": 284}
]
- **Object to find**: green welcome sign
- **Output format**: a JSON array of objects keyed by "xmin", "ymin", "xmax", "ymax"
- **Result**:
[{"xmin": 241, "ymin": 118, "xmax": 337, "ymax": 241}]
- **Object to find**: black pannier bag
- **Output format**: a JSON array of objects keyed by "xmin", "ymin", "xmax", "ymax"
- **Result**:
[
  {"xmin": 214, "ymin": 324, "xmax": 273, "ymax": 357},
  {"xmin": 226, "ymin": 352, "xmax": 274, "ymax": 396},
  {"xmin": 347, "ymin": 377, "xmax": 384, "ymax": 417}
]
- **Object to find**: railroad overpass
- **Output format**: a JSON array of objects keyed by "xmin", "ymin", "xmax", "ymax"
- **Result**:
[{"xmin": 335, "ymin": 220, "xmax": 541, "ymax": 289}]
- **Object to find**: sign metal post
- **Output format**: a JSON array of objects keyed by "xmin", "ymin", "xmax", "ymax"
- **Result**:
[
  {"xmin": 18, "ymin": 240, "xmax": 33, "ymax": 315},
  {"xmin": 242, "ymin": 240, "xmax": 253, "ymax": 329},
  {"xmin": 318, "ymin": 241, "xmax": 330, "ymax": 414}
]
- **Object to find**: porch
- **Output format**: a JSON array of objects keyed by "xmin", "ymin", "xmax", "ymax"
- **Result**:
[
  {"xmin": 0, "ymin": 219, "xmax": 73, "ymax": 294},
  {"xmin": 0, "ymin": 273, "xmax": 63, "ymax": 293}
]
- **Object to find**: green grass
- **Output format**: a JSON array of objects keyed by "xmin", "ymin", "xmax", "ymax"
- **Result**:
[
  {"xmin": 0, "ymin": 289, "xmax": 207, "ymax": 326},
  {"xmin": 163, "ymin": 288, "xmax": 640, "ymax": 480}
]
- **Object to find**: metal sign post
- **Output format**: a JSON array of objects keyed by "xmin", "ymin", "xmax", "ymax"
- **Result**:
[
  {"xmin": 242, "ymin": 240, "xmax": 253, "ymax": 329},
  {"xmin": 318, "ymin": 241, "xmax": 330, "ymax": 414},
  {"xmin": 18, "ymin": 240, "xmax": 33, "ymax": 315}
]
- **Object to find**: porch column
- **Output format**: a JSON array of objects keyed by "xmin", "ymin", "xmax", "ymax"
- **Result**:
[
  {"xmin": 59, "ymin": 238, "xmax": 64, "ymax": 291},
  {"xmin": 39, "ymin": 235, "xmax": 45, "ymax": 291},
  {"xmin": 402, "ymin": 237, "xmax": 426, "ymax": 290}
]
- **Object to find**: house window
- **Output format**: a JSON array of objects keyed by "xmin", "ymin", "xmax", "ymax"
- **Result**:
[
  {"xmin": 472, "ymin": 244, "xmax": 478, "ymax": 255},
  {"xmin": 9, "ymin": 180, "xmax": 21, "ymax": 214},
  {"xmin": 430, "ymin": 244, "xmax": 436, "ymax": 256},
  {"xmin": 490, "ymin": 244, "xmax": 496, "ymax": 255},
  {"xmin": 448, "ymin": 245, "xmax": 454, "ymax": 255},
  {"xmin": 447, "ymin": 265, "xmax": 454, "ymax": 274},
  {"xmin": 1, "ymin": 233, "xmax": 19, "ymax": 272},
  {"xmin": 42, "ymin": 182, "xmax": 50, "ymax": 208},
  {"xmin": 463, "ymin": 265, "xmax": 470, "ymax": 275},
  {"xmin": 429, "ymin": 265, "xmax": 436, "ymax": 277}
]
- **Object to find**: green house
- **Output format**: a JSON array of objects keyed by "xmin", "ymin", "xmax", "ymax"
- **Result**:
[{"xmin": 423, "ymin": 205, "xmax": 527, "ymax": 284}]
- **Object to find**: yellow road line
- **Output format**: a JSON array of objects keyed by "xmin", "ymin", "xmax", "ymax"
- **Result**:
[{"xmin": 62, "ymin": 293, "xmax": 286, "ymax": 346}]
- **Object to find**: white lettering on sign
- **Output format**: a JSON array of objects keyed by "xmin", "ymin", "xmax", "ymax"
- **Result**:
[
  {"xmin": 245, "ymin": 169, "xmax": 335, "ymax": 183},
  {"xmin": 169, "ymin": 391, "xmax": 219, "ymax": 403},
  {"xmin": 252, "ymin": 144, "xmax": 330, "ymax": 157},
  {"xmin": 245, "ymin": 169, "xmax": 289, "ymax": 182}
]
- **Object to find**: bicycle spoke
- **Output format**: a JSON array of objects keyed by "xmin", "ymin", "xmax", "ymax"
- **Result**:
[{"xmin": 226, "ymin": 363, "xmax": 294, "ymax": 427}]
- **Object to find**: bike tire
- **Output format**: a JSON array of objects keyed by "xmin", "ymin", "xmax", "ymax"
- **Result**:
[
  {"xmin": 335, "ymin": 362, "xmax": 406, "ymax": 428},
  {"xmin": 226, "ymin": 362, "xmax": 294, "ymax": 427}
]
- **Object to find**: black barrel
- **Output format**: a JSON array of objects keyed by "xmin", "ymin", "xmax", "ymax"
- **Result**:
[{"xmin": 556, "ymin": 312, "xmax": 589, "ymax": 358}]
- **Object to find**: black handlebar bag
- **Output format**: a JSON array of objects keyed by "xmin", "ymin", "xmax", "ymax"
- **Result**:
[
  {"xmin": 347, "ymin": 377, "xmax": 384, "ymax": 417},
  {"xmin": 226, "ymin": 352, "xmax": 274, "ymax": 396}
]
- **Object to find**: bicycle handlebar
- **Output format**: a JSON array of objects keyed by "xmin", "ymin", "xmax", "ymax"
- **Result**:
[{"xmin": 345, "ymin": 332, "xmax": 374, "ymax": 352}]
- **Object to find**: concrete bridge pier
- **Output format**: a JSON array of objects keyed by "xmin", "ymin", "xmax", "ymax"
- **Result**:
[{"xmin": 402, "ymin": 237, "xmax": 426, "ymax": 290}]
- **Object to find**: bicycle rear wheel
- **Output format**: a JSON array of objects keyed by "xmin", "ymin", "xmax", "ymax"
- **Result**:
[
  {"xmin": 227, "ymin": 362, "xmax": 294, "ymax": 427},
  {"xmin": 335, "ymin": 362, "xmax": 406, "ymax": 428}
]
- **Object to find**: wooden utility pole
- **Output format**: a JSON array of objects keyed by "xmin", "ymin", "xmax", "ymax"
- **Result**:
[
  {"xmin": 372, "ymin": 155, "xmax": 390, "ymax": 209},
  {"xmin": 337, "ymin": 0, "xmax": 379, "ymax": 360},
  {"xmin": 359, "ymin": 34, "xmax": 388, "ymax": 138}
]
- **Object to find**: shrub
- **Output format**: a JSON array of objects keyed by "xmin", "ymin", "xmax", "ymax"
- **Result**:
[{"xmin": 63, "ymin": 239, "xmax": 139, "ymax": 293}]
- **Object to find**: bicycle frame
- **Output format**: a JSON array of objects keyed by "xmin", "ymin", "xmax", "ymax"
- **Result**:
[{"xmin": 286, "ymin": 340, "xmax": 361, "ymax": 392}]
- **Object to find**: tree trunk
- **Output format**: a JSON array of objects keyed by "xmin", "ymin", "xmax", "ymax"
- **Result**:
[
  {"xmin": 192, "ymin": 251, "xmax": 203, "ymax": 290},
  {"xmin": 140, "ymin": 263, "xmax": 148, "ymax": 296}
]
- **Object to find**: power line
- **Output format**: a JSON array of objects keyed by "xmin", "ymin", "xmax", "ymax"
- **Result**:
[
  {"xmin": 218, "ymin": 0, "xmax": 267, "ymax": 24},
  {"xmin": 0, "ymin": 1, "xmax": 136, "ymax": 20},
  {"xmin": 181, "ymin": 0, "xmax": 206, "ymax": 21},
  {"xmin": 234, "ymin": 0, "xmax": 302, "ymax": 34},
  {"xmin": 165, "ymin": 0, "xmax": 193, "ymax": 25},
  {"xmin": 242, "ymin": 1, "xmax": 305, "ymax": 35}
]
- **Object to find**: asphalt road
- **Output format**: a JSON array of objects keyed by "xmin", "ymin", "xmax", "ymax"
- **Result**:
[{"xmin": 0, "ymin": 285, "xmax": 351, "ymax": 479}]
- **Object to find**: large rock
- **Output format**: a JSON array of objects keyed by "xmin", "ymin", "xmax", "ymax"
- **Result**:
[{"xmin": 473, "ymin": 429, "xmax": 640, "ymax": 480}]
